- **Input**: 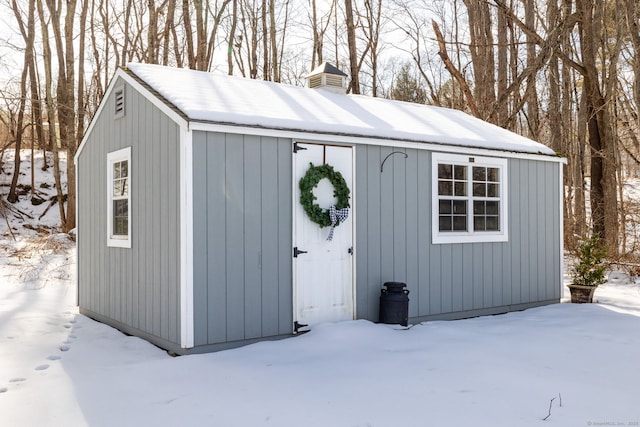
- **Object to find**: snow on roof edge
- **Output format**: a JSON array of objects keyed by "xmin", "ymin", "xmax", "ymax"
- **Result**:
[
  {"xmin": 187, "ymin": 118, "xmax": 561, "ymax": 160},
  {"xmin": 126, "ymin": 62, "xmax": 558, "ymax": 157}
]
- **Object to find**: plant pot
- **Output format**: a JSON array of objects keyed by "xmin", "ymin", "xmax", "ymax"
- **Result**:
[{"xmin": 567, "ymin": 284, "xmax": 597, "ymax": 303}]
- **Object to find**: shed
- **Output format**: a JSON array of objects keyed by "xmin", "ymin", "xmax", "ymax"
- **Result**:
[{"xmin": 75, "ymin": 62, "xmax": 564, "ymax": 354}]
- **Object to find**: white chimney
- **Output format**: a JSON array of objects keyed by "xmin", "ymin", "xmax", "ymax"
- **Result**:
[{"xmin": 305, "ymin": 62, "xmax": 348, "ymax": 94}]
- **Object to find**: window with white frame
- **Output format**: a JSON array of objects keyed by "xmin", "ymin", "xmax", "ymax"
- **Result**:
[
  {"xmin": 432, "ymin": 152, "xmax": 508, "ymax": 244},
  {"xmin": 107, "ymin": 147, "xmax": 131, "ymax": 248}
]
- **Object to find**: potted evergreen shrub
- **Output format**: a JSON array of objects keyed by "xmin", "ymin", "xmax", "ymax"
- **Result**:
[{"xmin": 567, "ymin": 233, "xmax": 608, "ymax": 303}]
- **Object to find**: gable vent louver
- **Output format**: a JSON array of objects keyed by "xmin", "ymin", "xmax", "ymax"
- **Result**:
[
  {"xmin": 325, "ymin": 75, "xmax": 343, "ymax": 88},
  {"xmin": 114, "ymin": 86, "xmax": 125, "ymax": 118},
  {"xmin": 309, "ymin": 75, "xmax": 323, "ymax": 89}
]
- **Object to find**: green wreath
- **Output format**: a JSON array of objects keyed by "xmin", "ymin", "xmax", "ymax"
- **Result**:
[{"xmin": 299, "ymin": 163, "xmax": 350, "ymax": 228}]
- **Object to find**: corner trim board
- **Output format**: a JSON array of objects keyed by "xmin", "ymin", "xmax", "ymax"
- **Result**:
[
  {"xmin": 180, "ymin": 127, "xmax": 194, "ymax": 348},
  {"xmin": 559, "ymin": 161, "xmax": 565, "ymax": 299}
]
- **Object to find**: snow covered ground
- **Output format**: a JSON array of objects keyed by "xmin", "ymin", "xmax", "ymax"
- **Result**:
[
  {"xmin": 0, "ymin": 149, "xmax": 68, "ymax": 237},
  {"xmin": 2, "ymin": 150, "xmax": 640, "ymax": 426},
  {"xmin": 1, "ymin": 238, "xmax": 640, "ymax": 426}
]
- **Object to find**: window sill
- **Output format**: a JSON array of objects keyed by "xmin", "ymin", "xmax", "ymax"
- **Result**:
[
  {"xmin": 432, "ymin": 231, "xmax": 508, "ymax": 245},
  {"xmin": 107, "ymin": 237, "xmax": 131, "ymax": 248}
]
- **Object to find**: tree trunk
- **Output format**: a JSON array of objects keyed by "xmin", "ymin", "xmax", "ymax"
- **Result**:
[
  {"xmin": 624, "ymin": 0, "xmax": 640, "ymax": 130},
  {"xmin": 37, "ymin": 0, "xmax": 66, "ymax": 227},
  {"xmin": 496, "ymin": 4, "xmax": 508, "ymax": 126},
  {"xmin": 7, "ymin": 0, "xmax": 36, "ymax": 204},
  {"xmin": 162, "ymin": 0, "xmax": 176, "ymax": 65},
  {"xmin": 262, "ymin": 0, "xmax": 269, "ymax": 79},
  {"xmin": 37, "ymin": 0, "xmax": 67, "ymax": 225},
  {"xmin": 194, "ymin": 0, "xmax": 207, "ymax": 70},
  {"xmin": 26, "ymin": 5, "xmax": 46, "ymax": 172},
  {"xmin": 183, "ymin": 0, "xmax": 195, "ymax": 68},
  {"xmin": 574, "ymin": 88, "xmax": 587, "ymax": 240},
  {"xmin": 270, "ymin": 0, "xmax": 279, "ymax": 82},
  {"xmin": 147, "ymin": 0, "xmax": 158, "ymax": 63},
  {"xmin": 46, "ymin": 0, "xmax": 78, "ymax": 231},
  {"xmin": 206, "ymin": 0, "xmax": 232, "ymax": 70},
  {"xmin": 578, "ymin": 0, "xmax": 619, "ymax": 252},
  {"xmin": 524, "ymin": 0, "xmax": 540, "ymax": 140},
  {"xmin": 311, "ymin": 0, "xmax": 320, "ymax": 68},
  {"xmin": 547, "ymin": 1, "xmax": 562, "ymax": 154},
  {"xmin": 345, "ymin": 0, "xmax": 360, "ymax": 94},
  {"xmin": 228, "ymin": 0, "xmax": 238, "ymax": 75},
  {"xmin": 462, "ymin": 0, "xmax": 496, "ymax": 121},
  {"xmin": 432, "ymin": 20, "xmax": 479, "ymax": 117},
  {"xmin": 73, "ymin": 0, "xmax": 89, "ymax": 229},
  {"xmin": 64, "ymin": 0, "xmax": 79, "ymax": 231}
]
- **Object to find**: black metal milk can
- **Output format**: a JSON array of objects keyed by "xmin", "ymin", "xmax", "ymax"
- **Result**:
[{"xmin": 379, "ymin": 282, "xmax": 410, "ymax": 326}]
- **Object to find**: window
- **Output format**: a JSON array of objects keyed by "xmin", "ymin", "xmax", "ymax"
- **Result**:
[
  {"xmin": 432, "ymin": 152, "xmax": 508, "ymax": 244},
  {"xmin": 114, "ymin": 85, "xmax": 125, "ymax": 119},
  {"xmin": 107, "ymin": 147, "xmax": 131, "ymax": 248}
]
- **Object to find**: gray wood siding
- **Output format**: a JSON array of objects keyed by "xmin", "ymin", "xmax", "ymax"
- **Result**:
[
  {"xmin": 355, "ymin": 146, "xmax": 561, "ymax": 322},
  {"xmin": 77, "ymin": 77, "xmax": 181, "ymax": 345},
  {"xmin": 192, "ymin": 131, "xmax": 293, "ymax": 346}
]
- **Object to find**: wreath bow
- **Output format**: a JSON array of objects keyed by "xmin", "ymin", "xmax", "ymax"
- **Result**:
[{"xmin": 327, "ymin": 205, "xmax": 349, "ymax": 241}]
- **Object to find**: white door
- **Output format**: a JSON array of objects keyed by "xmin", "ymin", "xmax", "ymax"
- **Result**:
[{"xmin": 293, "ymin": 142, "xmax": 354, "ymax": 331}]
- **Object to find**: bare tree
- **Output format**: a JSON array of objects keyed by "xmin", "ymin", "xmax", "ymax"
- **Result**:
[
  {"xmin": 356, "ymin": 0, "xmax": 384, "ymax": 96},
  {"xmin": 182, "ymin": 0, "xmax": 232, "ymax": 71},
  {"xmin": 310, "ymin": 0, "xmax": 335, "ymax": 68},
  {"xmin": 462, "ymin": 0, "xmax": 496, "ymax": 121},
  {"xmin": 7, "ymin": 0, "xmax": 36, "ymax": 204},
  {"xmin": 524, "ymin": 0, "xmax": 540, "ymax": 140},
  {"xmin": 577, "ymin": 0, "xmax": 621, "ymax": 251},
  {"xmin": 269, "ymin": 0, "xmax": 279, "ymax": 82},
  {"xmin": 344, "ymin": 0, "xmax": 360, "ymax": 93},
  {"xmin": 36, "ymin": 0, "xmax": 66, "ymax": 227},
  {"xmin": 262, "ymin": 0, "xmax": 269, "ymax": 79},
  {"xmin": 228, "ymin": 0, "xmax": 238, "ymax": 75},
  {"xmin": 624, "ymin": 0, "xmax": 640, "ymax": 130},
  {"xmin": 496, "ymin": 2, "xmax": 508, "ymax": 127},
  {"xmin": 45, "ymin": 0, "xmax": 79, "ymax": 231}
]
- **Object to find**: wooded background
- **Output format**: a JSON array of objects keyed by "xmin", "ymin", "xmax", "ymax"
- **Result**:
[{"xmin": 1, "ymin": 0, "xmax": 639, "ymax": 260}]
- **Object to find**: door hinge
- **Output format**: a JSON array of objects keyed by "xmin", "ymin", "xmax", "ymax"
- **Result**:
[
  {"xmin": 293, "ymin": 142, "xmax": 308, "ymax": 153},
  {"xmin": 293, "ymin": 247, "xmax": 308, "ymax": 258},
  {"xmin": 348, "ymin": 246, "xmax": 353, "ymax": 255},
  {"xmin": 294, "ymin": 321, "xmax": 309, "ymax": 334}
]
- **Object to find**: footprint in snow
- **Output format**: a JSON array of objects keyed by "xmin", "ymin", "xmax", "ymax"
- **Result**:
[
  {"xmin": 9, "ymin": 378, "xmax": 26, "ymax": 383},
  {"xmin": 35, "ymin": 364, "xmax": 49, "ymax": 371},
  {"xmin": 59, "ymin": 345, "xmax": 70, "ymax": 352},
  {"xmin": 47, "ymin": 355, "xmax": 61, "ymax": 361},
  {"xmin": 0, "ymin": 387, "xmax": 7, "ymax": 393},
  {"xmin": 63, "ymin": 324, "xmax": 72, "ymax": 329}
]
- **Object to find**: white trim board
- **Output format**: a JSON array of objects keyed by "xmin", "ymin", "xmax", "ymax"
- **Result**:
[
  {"xmin": 180, "ymin": 129, "xmax": 194, "ymax": 348},
  {"xmin": 559, "ymin": 161, "xmax": 565, "ymax": 298},
  {"xmin": 189, "ymin": 122, "xmax": 566, "ymax": 164}
]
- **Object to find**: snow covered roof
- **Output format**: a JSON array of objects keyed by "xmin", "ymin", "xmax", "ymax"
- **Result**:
[{"xmin": 126, "ymin": 63, "xmax": 556, "ymax": 156}]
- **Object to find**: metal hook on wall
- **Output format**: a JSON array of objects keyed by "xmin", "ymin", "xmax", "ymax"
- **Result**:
[{"xmin": 380, "ymin": 151, "xmax": 408, "ymax": 173}]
